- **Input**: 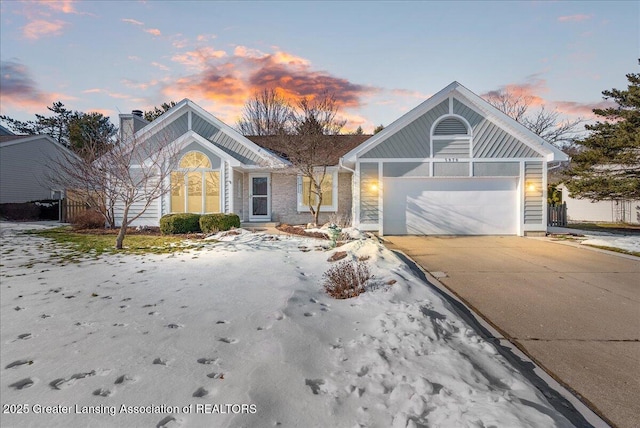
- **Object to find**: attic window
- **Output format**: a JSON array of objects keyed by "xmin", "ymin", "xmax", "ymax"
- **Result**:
[{"xmin": 433, "ymin": 117, "xmax": 468, "ymax": 135}]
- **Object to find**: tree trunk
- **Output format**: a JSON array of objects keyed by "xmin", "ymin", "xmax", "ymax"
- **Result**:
[{"xmin": 115, "ymin": 206, "xmax": 129, "ymax": 249}]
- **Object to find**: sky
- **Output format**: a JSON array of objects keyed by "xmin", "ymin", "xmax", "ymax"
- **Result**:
[{"xmin": 0, "ymin": 0, "xmax": 637, "ymax": 133}]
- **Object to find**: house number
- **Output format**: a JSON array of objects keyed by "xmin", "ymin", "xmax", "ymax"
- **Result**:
[{"xmin": 444, "ymin": 158, "xmax": 459, "ymax": 162}]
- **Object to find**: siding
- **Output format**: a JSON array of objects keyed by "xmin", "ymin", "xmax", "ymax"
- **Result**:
[
  {"xmin": 453, "ymin": 98, "xmax": 542, "ymax": 159},
  {"xmin": 434, "ymin": 117, "xmax": 467, "ymax": 135},
  {"xmin": 473, "ymin": 162, "xmax": 520, "ymax": 177},
  {"xmin": 224, "ymin": 161, "xmax": 230, "ymax": 214},
  {"xmin": 0, "ymin": 137, "xmax": 69, "ymax": 203},
  {"xmin": 433, "ymin": 162, "xmax": 470, "ymax": 177},
  {"xmin": 113, "ymin": 173, "xmax": 160, "ymax": 227},
  {"xmin": 524, "ymin": 162, "xmax": 544, "ymax": 224},
  {"xmin": 361, "ymin": 100, "xmax": 448, "ymax": 158},
  {"xmin": 192, "ymin": 113, "xmax": 261, "ymax": 165},
  {"xmin": 383, "ymin": 162, "xmax": 430, "ymax": 177},
  {"xmin": 144, "ymin": 112, "xmax": 188, "ymax": 154},
  {"xmin": 433, "ymin": 139, "xmax": 470, "ymax": 158},
  {"xmin": 360, "ymin": 163, "xmax": 379, "ymax": 224}
]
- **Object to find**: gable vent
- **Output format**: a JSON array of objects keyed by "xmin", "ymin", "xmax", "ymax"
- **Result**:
[{"xmin": 434, "ymin": 117, "xmax": 468, "ymax": 135}]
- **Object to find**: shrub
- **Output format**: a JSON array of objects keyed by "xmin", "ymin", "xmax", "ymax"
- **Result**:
[
  {"xmin": 199, "ymin": 213, "xmax": 241, "ymax": 234},
  {"xmin": 160, "ymin": 213, "xmax": 202, "ymax": 234},
  {"xmin": 323, "ymin": 260, "xmax": 372, "ymax": 299},
  {"xmin": 0, "ymin": 203, "xmax": 41, "ymax": 220},
  {"xmin": 71, "ymin": 209, "xmax": 105, "ymax": 229}
]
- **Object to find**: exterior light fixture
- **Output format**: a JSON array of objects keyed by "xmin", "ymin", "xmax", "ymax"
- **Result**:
[
  {"xmin": 527, "ymin": 183, "xmax": 536, "ymax": 192},
  {"xmin": 371, "ymin": 183, "xmax": 378, "ymax": 191}
]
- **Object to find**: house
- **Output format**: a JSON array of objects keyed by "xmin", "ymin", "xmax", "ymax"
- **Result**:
[
  {"xmin": 558, "ymin": 184, "xmax": 640, "ymax": 224},
  {"xmin": 117, "ymin": 81, "xmax": 567, "ymax": 236},
  {"xmin": 0, "ymin": 132, "xmax": 73, "ymax": 204},
  {"xmin": 114, "ymin": 105, "xmax": 366, "ymax": 227},
  {"xmin": 341, "ymin": 81, "xmax": 568, "ymax": 236}
]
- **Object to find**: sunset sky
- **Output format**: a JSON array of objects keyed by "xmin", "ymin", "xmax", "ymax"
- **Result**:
[{"xmin": 0, "ymin": 0, "xmax": 637, "ymax": 133}]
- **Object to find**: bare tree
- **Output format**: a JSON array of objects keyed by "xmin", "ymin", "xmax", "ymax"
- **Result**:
[
  {"xmin": 270, "ymin": 93, "xmax": 346, "ymax": 226},
  {"xmin": 237, "ymin": 89, "xmax": 293, "ymax": 136},
  {"xmin": 485, "ymin": 88, "xmax": 585, "ymax": 148},
  {"xmin": 49, "ymin": 128, "xmax": 183, "ymax": 249}
]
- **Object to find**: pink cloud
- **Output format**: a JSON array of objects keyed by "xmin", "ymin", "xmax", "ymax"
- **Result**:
[
  {"xmin": 151, "ymin": 62, "xmax": 169, "ymax": 71},
  {"xmin": 145, "ymin": 28, "xmax": 162, "ymax": 37},
  {"xmin": 171, "ymin": 47, "xmax": 228, "ymax": 70},
  {"xmin": 558, "ymin": 14, "xmax": 592, "ymax": 22},
  {"xmin": 483, "ymin": 77, "xmax": 548, "ymax": 107},
  {"xmin": 553, "ymin": 100, "xmax": 615, "ymax": 118},
  {"xmin": 22, "ymin": 19, "xmax": 67, "ymax": 40}
]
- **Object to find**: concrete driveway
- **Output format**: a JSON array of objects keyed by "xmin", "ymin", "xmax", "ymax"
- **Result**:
[{"xmin": 383, "ymin": 235, "xmax": 640, "ymax": 428}]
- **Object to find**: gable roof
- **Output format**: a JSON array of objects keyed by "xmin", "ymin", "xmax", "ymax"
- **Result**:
[
  {"xmin": 342, "ymin": 81, "xmax": 568, "ymax": 164},
  {"xmin": 132, "ymin": 99, "xmax": 289, "ymax": 168},
  {"xmin": 248, "ymin": 134, "xmax": 371, "ymax": 166}
]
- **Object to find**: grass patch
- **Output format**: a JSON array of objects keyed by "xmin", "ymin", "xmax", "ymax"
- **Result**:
[
  {"xmin": 582, "ymin": 244, "xmax": 640, "ymax": 258},
  {"xmin": 565, "ymin": 222, "xmax": 640, "ymax": 235},
  {"xmin": 28, "ymin": 227, "xmax": 198, "ymax": 255}
]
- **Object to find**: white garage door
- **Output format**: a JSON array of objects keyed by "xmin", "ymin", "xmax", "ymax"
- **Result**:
[{"xmin": 383, "ymin": 178, "xmax": 518, "ymax": 235}]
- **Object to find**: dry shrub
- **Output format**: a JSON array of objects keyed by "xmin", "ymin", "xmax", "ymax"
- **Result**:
[
  {"xmin": 277, "ymin": 224, "xmax": 328, "ymax": 239},
  {"xmin": 327, "ymin": 251, "xmax": 348, "ymax": 262},
  {"xmin": 323, "ymin": 260, "xmax": 372, "ymax": 299},
  {"xmin": 70, "ymin": 209, "xmax": 105, "ymax": 229}
]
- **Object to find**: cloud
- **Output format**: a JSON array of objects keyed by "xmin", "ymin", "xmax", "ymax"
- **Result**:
[
  {"xmin": 0, "ymin": 60, "xmax": 64, "ymax": 112},
  {"xmin": 81, "ymin": 88, "xmax": 131, "ymax": 99},
  {"xmin": 22, "ymin": 19, "xmax": 67, "ymax": 39},
  {"xmin": 38, "ymin": 0, "xmax": 83, "ymax": 15},
  {"xmin": 122, "ymin": 18, "xmax": 144, "ymax": 26},
  {"xmin": 145, "ymin": 28, "xmax": 162, "ymax": 37},
  {"xmin": 558, "ymin": 14, "xmax": 592, "ymax": 22},
  {"xmin": 483, "ymin": 77, "xmax": 548, "ymax": 107},
  {"xmin": 151, "ymin": 62, "xmax": 170, "ymax": 71},
  {"xmin": 171, "ymin": 47, "xmax": 228, "ymax": 70},
  {"xmin": 553, "ymin": 100, "xmax": 614, "ymax": 118},
  {"xmin": 391, "ymin": 88, "xmax": 432, "ymax": 99}
]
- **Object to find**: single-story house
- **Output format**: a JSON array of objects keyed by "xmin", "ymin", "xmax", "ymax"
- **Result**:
[
  {"xmin": 0, "ymin": 133, "xmax": 72, "ymax": 204},
  {"xmin": 558, "ymin": 184, "xmax": 640, "ymax": 224},
  {"xmin": 116, "ymin": 81, "xmax": 567, "ymax": 236}
]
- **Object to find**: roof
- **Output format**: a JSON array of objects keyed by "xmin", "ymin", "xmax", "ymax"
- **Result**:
[
  {"xmin": 342, "ymin": 81, "xmax": 569, "ymax": 164},
  {"xmin": 0, "ymin": 124, "xmax": 15, "ymax": 136},
  {"xmin": 248, "ymin": 134, "xmax": 371, "ymax": 166},
  {"xmin": 0, "ymin": 134, "xmax": 53, "ymax": 146}
]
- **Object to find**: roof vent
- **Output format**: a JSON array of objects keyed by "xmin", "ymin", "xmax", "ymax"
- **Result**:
[{"xmin": 132, "ymin": 109, "xmax": 143, "ymax": 117}]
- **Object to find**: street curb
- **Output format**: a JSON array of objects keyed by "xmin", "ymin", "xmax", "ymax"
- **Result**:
[{"xmin": 391, "ymin": 249, "xmax": 611, "ymax": 428}]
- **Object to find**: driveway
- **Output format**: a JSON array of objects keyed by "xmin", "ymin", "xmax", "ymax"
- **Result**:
[{"xmin": 383, "ymin": 235, "xmax": 640, "ymax": 428}]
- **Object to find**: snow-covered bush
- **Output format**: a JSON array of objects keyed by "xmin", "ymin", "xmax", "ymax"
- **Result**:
[{"xmin": 323, "ymin": 260, "xmax": 372, "ymax": 299}]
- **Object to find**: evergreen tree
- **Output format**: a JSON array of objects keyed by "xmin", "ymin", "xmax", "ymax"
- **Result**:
[
  {"xmin": 143, "ymin": 101, "xmax": 178, "ymax": 122},
  {"xmin": 564, "ymin": 73, "xmax": 640, "ymax": 200}
]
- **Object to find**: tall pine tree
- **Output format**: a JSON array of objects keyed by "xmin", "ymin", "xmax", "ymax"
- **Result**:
[{"xmin": 565, "ymin": 73, "xmax": 640, "ymax": 200}]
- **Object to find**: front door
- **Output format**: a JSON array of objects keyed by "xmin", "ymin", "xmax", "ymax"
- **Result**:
[{"xmin": 249, "ymin": 174, "xmax": 271, "ymax": 221}]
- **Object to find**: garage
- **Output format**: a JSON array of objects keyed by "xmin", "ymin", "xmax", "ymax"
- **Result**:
[{"xmin": 382, "ymin": 177, "xmax": 518, "ymax": 235}]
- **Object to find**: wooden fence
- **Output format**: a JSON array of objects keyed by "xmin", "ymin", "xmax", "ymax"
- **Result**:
[
  {"xmin": 547, "ymin": 202, "xmax": 567, "ymax": 227},
  {"xmin": 62, "ymin": 199, "xmax": 90, "ymax": 223}
]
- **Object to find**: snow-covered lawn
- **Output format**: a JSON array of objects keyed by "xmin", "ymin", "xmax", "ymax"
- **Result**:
[
  {"xmin": 1, "ymin": 222, "xmax": 574, "ymax": 428},
  {"xmin": 581, "ymin": 234, "xmax": 640, "ymax": 254}
]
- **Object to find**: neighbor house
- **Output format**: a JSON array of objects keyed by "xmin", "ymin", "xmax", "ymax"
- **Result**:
[
  {"xmin": 0, "ymin": 132, "xmax": 73, "ymax": 204},
  {"xmin": 558, "ymin": 184, "xmax": 640, "ymax": 225},
  {"xmin": 115, "ymin": 81, "xmax": 567, "ymax": 236}
]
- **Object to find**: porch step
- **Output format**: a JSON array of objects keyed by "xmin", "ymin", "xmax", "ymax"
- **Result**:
[{"xmin": 241, "ymin": 222, "xmax": 280, "ymax": 228}]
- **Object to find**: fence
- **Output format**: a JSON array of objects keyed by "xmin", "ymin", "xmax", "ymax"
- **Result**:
[
  {"xmin": 547, "ymin": 202, "xmax": 567, "ymax": 227},
  {"xmin": 62, "ymin": 199, "xmax": 89, "ymax": 223}
]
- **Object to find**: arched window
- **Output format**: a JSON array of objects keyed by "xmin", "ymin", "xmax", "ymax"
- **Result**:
[{"xmin": 171, "ymin": 151, "xmax": 220, "ymax": 213}]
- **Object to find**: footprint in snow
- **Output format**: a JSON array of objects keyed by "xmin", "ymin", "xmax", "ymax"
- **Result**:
[
  {"xmin": 218, "ymin": 337, "xmax": 238, "ymax": 344},
  {"xmin": 192, "ymin": 387, "xmax": 209, "ymax": 398},
  {"xmin": 197, "ymin": 358, "xmax": 218, "ymax": 365},
  {"xmin": 207, "ymin": 372, "xmax": 224, "ymax": 379},
  {"xmin": 93, "ymin": 388, "xmax": 112, "ymax": 397},
  {"xmin": 153, "ymin": 358, "xmax": 168, "ymax": 366},
  {"xmin": 166, "ymin": 323, "xmax": 182, "ymax": 329},
  {"xmin": 305, "ymin": 378, "xmax": 327, "ymax": 395},
  {"xmin": 5, "ymin": 359, "xmax": 33, "ymax": 369},
  {"xmin": 50, "ymin": 371, "xmax": 96, "ymax": 390},
  {"xmin": 114, "ymin": 374, "xmax": 136, "ymax": 385},
  {"xmin": 10, "ymin": 378, "xmax": 34, "ymax": 390},
  {"xmin": 16, "ymin": 333, "xmax": 32, "ymax": 340},
  {"xmin": 216, "ymin": 320, "xmax": 229, "ymax": 324},
  {"xmin": 303, "ymin": 312, "xmax": 316, "ymax": 317},
  {"xmin": 156, "ymin": 415, "xmax": 181, "ymax": 428}
]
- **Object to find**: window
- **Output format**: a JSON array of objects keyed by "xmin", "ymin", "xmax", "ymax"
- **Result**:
[
  {"xmin": 171, "ymin": 151, "xmax": 220, "ymax": 213},
  {"xmin": 297, "ymin": 170, "xmax": 338, "ymax": 212}
]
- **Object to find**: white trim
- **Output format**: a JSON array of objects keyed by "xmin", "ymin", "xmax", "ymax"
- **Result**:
[
  {"xmin": 341, "ymin": 81, "xmax": 568, "ymax": 165},
  {"xmin": 377, "ymin": 160, "xmax": 384, "ymax": 236},
  {"xmin": 353, "ymin": 162, "xmax": 361, "ymax": 228},
  {"xmin": 249, "ymin": 173, "xmax": 271, "ymax": 221},
  {"xmin": 227, "ymin": 163, "xmax": 234, "ymax": 214},
  {"xmin": 518, "ymin": 160, "xmax": 525, "ymax": 236},
  {"xmin": 296, "ymin": 168, "xmax": 339, "ymax": 212},
  {"xmin": 170, "ymin": 131, "xmax": 242, "ymax": 167}
]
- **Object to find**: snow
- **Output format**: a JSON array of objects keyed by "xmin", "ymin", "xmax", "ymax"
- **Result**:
[
  {"xmin": 549, "ymin": 226, "xmax": 640, "ymax": 253},
  {"xmin": 1, "ymin": 222, "xmax": 574, "ymax": 427}
]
